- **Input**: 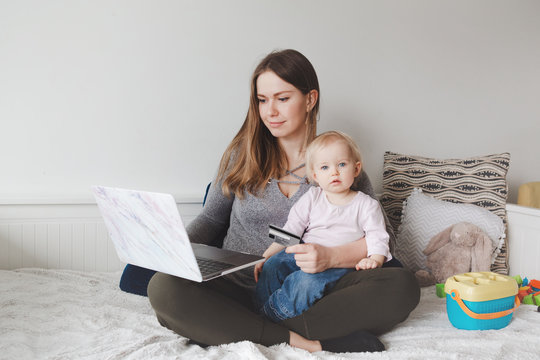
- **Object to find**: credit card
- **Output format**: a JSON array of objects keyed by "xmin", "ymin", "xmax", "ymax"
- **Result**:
[{"xmin": 268, "ymin": 224, "xmax": 301, "ymax": 246}]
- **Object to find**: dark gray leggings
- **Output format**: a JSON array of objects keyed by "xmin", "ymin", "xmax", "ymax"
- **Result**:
[{"xmin": 147, "ymin": 267, "xmax": 420, "ymax": 346}]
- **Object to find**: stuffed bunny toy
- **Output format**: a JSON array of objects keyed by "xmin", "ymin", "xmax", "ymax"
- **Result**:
[{"xmin": 415, "ymin": 222, "xmax": 493, "ymax": 286}]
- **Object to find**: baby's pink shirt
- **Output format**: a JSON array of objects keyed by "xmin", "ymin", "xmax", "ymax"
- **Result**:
[{"xmin": 283, "ymin": 187, "xmax": 392, "ymax": 261}]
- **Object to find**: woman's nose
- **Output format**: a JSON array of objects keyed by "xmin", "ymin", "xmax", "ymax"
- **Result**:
[{"xmin": 266, "ymin": 100, "xmax": 278, "ymax": 116}]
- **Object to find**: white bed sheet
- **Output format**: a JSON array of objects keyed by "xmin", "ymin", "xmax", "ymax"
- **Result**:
[{"xmin": 1, "ymin": 268, "xmax": 539, "ymax": 360}]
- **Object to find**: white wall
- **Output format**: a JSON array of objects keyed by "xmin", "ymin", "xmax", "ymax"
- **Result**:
[{"xmin": 1, "ymin": 0, "xmax": 539, "ymax": 204}]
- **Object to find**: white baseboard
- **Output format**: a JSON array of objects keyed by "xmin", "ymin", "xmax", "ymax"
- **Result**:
[{"xmin": 0, "ymin": 201, "xmax": 202, "ymax": 272}]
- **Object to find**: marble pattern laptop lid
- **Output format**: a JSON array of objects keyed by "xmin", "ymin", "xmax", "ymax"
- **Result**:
[{"xmin": 92, "ymin": 186, "xmax": 203, "ymax": 282}]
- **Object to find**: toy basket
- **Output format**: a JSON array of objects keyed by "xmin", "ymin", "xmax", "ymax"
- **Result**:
[{"xmin": 445, "ymin": 272, "xmax": 520, "ymax": 330}]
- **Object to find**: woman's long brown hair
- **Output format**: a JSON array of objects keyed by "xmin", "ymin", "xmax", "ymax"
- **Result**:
[{"xmin": 217, "ymin": 49, "xmax": 320, "ymax": 198}]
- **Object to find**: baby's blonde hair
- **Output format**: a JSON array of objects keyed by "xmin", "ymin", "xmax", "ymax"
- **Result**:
[{"xmin": 305, "ymin": 130, "xmax": 362, "ymax": 183}]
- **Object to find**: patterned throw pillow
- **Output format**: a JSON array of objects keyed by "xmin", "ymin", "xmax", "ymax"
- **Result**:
[
  {"xmin": 381, "ymin": 152, "xmax": 511, "ymax": 274},
  {"xmin": 395, "ymin": 189, "xmax": 506, "ymax": 272}
]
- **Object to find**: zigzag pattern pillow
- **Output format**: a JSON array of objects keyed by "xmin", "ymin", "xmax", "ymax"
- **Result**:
[
  {"xmin": 381, "ymin": 152, "xmax": 510, "ymax": 274},
  {"xmin": 395, "ymin": 189, "xmax": 506, "ymax": 273}
]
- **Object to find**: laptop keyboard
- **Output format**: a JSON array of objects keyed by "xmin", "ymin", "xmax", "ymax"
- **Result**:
[{"xmin": 196, "ymin": 257, "xmax": 232, "ymax": 276}]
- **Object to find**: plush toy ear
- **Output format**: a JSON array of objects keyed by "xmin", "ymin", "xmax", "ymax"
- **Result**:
[
  {"xmin": 423, "ymin": 225, "xmax": 453, "ymax": 256},
  {"xmin": 471, "ymin": 232, "xmax": 493, "ymax": 272}
]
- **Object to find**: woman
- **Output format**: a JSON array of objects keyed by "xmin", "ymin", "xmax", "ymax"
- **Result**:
[{"xmin": 134, "ymin": 49, "xmax": 419, "ymax": 353}]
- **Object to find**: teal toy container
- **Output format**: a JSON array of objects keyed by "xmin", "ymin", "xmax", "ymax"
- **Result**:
[{"xmin": 444, "ymin": 272, "xmax": 519, "ymax": 330}]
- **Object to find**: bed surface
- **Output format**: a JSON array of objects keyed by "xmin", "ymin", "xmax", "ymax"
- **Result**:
[{"xmin": 2, "ymin": 268, "xmax": 539, "ymax": 360}]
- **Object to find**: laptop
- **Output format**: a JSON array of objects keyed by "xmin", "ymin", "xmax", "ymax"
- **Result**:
[{"xmin": 91, "ymin": 186, "xmax": 264, "ymax": 282}]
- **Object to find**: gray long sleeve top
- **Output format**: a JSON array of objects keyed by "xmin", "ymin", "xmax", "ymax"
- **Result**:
[{"xmin": 186, "ymin": 169, "xmax": 394, "ymax": 293}]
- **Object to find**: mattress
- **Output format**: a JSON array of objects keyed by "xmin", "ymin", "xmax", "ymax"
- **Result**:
[{"xmin": 2, "ymin": 268, "xmax": 540, "ymax": 359}]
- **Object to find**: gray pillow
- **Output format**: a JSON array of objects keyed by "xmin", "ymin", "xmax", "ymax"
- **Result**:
[{"xmin": 395, "ymin": 189, "xmax": 505, "ymax": 272}]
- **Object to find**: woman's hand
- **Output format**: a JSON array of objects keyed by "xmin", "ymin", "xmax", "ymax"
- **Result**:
[
  {"xmin": 286, "ymin": 243, "xmax": 333, "ymax": 273},
  {"xmin": 254, "ymin": 260, "xmax": 266, "ymax": 282},
  {"xmin": 254, "ymin": 242, "xmax": 286, "ymax": 282}
]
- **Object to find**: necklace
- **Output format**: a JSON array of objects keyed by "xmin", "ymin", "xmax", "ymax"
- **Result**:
[{"xmin": 272, "ymin": 163, "xmax": 308, "ymax": 185}]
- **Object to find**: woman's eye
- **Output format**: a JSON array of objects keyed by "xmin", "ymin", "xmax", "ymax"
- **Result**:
[
  {"xmin": 278, "ymin": 97, "xmax": 289, "ymax": 102},
  {"xmin": 338, "ymin": 162, "xmax": 347, "ymax": 168},
  {"xmin": 321, "ymin": 165, "xmax": 328, "ymax": 171},
  {"xmin": 258, "ymin": 98, "xmax": 266, "ymax": 104}
]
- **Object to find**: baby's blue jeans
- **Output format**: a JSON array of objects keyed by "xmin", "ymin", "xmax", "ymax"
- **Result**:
[{"xmin": 255, "ymin": 249, "xmax": 353, "ymax": 323}]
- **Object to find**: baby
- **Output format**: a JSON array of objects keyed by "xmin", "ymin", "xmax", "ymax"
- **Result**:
[{"xmin": 254, "ymin": 130, "xmax": 391, "ymax": 322}]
